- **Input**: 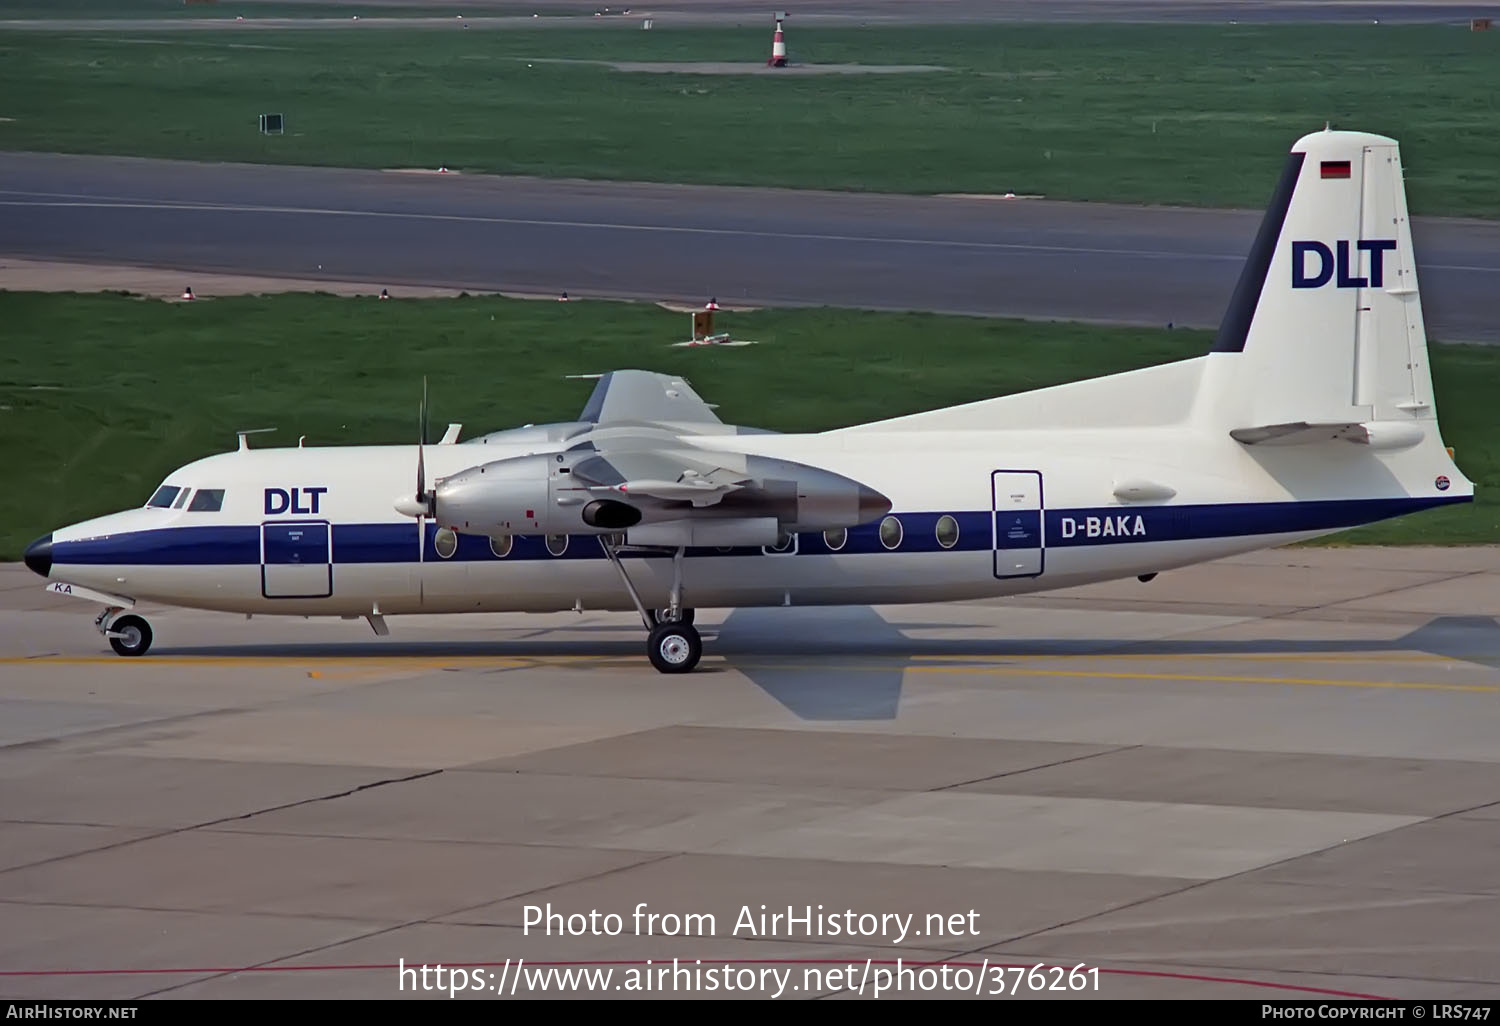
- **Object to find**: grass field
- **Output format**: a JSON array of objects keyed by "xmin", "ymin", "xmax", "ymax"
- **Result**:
[
  {"xmin": 1, "ymin": 23, "xmax": 1498, "ymax": 214},
  {"xmin": 0, "ymin": 1, "xmax": 549, "ymax": 18},
  {"xmin": 2, "ymin": 290, "xmax": 1493, "ymax": 560}
]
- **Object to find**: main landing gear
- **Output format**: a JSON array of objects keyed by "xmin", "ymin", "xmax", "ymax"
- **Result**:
[
  {"xmin": 98, "ymin": 608, "xmax": 153, "ymax": 657},
  {"xmin": 600, "ymin": 538, "xmax": 700, "ymax": 673}
]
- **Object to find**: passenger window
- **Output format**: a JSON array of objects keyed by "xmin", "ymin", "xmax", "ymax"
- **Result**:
[
  {"xmin": 879, "ymin": 515, "xmax": 903, "ymax": 550},
  {"xmin": 935, "ymin": 515, "xmax": 960, "ymax": 549},
  {"xmin": 189, "ymin": 489, "xmax": 225, "ymax": 512},
  {"xmin": 173, "ymin": 489, "xmax": 192, "ymax": 509},
  {"xmin": 146, "ymin": 485, "xmax": 180, "ymax": 508}
]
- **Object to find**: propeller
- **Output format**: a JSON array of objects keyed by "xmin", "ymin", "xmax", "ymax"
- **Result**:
[{"xmin": 394, "ymin": 376, "xmax": 437, "ymax": 519}]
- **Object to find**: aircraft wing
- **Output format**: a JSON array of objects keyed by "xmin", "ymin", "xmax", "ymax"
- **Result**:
[
  {"xmin": 577, "ymin": 370, "xmax": 722, "ymax": 427},
  {"xmin": 570, "ymin": 448, "xmax": 751, "ymax": 508}
]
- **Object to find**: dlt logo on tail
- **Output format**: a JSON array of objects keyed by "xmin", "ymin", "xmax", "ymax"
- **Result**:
[{"xmin": 1292, "ymin": 240, "xmax": 1396, "ymax": 288}]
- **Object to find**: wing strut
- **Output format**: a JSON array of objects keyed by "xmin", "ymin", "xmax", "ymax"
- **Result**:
[
  {"xmin": 599, "ymin": 535, "xmax": 655, "ymax": 630},
  {"xmin": 597, "ymin": 536, "xmax": 688, "ymax": 629}
]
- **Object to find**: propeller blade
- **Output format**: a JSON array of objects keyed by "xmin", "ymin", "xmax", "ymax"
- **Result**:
[
  {"xmin": 416, "ymin": 443, "xmax": 426, "ymax": 508},
  {"xmin": 417, "ymin": 376, "xmax": 429, "ymax": 511},
  {"xmin": 395, "ymin": 378, "xmax": 437, "ymax": 520}
]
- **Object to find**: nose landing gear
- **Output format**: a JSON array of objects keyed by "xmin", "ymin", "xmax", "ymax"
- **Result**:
[{"xmin": 98, "ymin": 609, "xmax": 153, "ymax": 657}]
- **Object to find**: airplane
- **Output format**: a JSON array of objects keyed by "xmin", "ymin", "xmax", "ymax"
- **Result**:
[{"xmin": 21, "ymin": 129, "xmax": 1473, "ymax": 674}]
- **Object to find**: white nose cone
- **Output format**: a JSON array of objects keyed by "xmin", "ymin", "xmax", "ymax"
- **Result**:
[{"xmin": 394, "ymin": 495, "xmax": 427, "ymax": 518}]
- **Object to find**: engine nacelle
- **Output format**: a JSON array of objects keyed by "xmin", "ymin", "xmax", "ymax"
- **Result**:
[
  {"xmin": 741, "ymin": 455, "xmax": 889, "ymax": 532},
  {"xmin": 435, "ymin": 453, "xmax": 557, "ymax": 534},
  {"xmin": 433, "ymin": 450, "xmax": 890, "ymax": 538},
  {"xmin": 433, "ymin": 453, "xmax": 649, "ymax": 536}
]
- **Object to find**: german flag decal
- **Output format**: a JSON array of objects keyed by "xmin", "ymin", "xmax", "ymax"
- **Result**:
[{"xmin": 1321, "ymin": 160, "xmax": 1352, "ymax": 179}]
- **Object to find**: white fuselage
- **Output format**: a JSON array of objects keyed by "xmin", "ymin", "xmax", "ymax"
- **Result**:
[{"xmin": 40, "ymin": 410, "xmax": 1465, "ymax": 619}]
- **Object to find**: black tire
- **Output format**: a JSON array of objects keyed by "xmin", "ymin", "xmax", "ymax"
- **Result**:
[
  {"xmin": 647, "ymin": 621, "xmax": 701, "ymax": 674},
  {"xmin": 650, "ymin": 607, "xmax": 695, "ymax": 627},
  {"xmin": 108, "ymin": 614, "xmax": 152, "ymax": 657}
]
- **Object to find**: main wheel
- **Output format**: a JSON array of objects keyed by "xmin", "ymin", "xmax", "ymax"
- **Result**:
[
  {"xmin": 108, "ymin": 614, "xmax": 153, "ymax": 657},
  {"xmin": 650, "ymin": 607, "xmax": 695, "ymax": 626},
  {"xmin": 647, "ymin": 621, "xmax": 701, "ymax": 674}
]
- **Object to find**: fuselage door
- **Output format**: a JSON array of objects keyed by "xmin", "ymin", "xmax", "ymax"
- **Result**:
[
  {"xmin": 261, "ymin": 520, "xmax": 332, "ymax": 599},
  {"xmin": 992, "ymin": 470, "xmax": 1044, "ymax": 579}
]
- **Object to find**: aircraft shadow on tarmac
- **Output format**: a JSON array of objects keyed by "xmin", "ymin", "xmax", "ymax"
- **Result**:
[{"xmin": 150, "ymin": 610, "xmax": 1500, "ymax": 722}]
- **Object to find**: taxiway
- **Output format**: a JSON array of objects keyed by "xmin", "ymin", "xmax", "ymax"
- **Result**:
[
  {"xmin": 3, "ymin": 549, "xmax": 1499, "ymax": 998},
  {"xmin": 4, "ymin": 152, "xmax": 1499, "ymax": 341}
]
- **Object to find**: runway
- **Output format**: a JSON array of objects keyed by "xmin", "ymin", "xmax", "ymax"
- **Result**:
[
  {"xmin": 5, "ymin": 152, "xmax": 1500, "ymax": 341},
  {"xmin": 3, "ymin": 549, "xmax": 1500, "ymax": 999}
]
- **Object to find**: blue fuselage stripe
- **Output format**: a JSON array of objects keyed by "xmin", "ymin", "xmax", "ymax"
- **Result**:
[{"xmin": 48, "ymin": 496, "xmax": 1467, "ymax": 567}]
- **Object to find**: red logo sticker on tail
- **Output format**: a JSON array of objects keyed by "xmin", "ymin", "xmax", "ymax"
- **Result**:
[{"xmin": 1435, "ymin": 476, "xmax": 1451, "ymax": 491}]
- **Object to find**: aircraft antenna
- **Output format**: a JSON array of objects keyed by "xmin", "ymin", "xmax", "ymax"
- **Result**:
[{"xmin": 236, "ymin": 427, "xmax": 276, "ymax": 451}]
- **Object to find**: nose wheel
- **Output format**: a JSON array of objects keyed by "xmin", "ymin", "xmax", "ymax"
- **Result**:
[{"xmin": 103, "ymin": 613, "xmax": 153, "ymax": 657}]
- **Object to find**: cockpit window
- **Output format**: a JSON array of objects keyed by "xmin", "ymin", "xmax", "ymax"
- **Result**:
[
  {"xmin": 172, "ymin": 488, "xmax": 192, "ymax": 509},
  {"xmin": 146, "ymin": 485, "xmax": 180, "ymax": 508},
  {"xmin": 188, "ymin": 489, "xmax": 225, "ymax": 512}
]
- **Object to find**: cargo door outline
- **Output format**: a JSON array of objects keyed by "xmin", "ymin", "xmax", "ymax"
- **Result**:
[
  {"xmin": 261, "ymin": 520, "xmax": 332, "ymax": 599},
  {"xmin": 991, "ymin": 470, "xmax": 1044, "ymax": 579}
]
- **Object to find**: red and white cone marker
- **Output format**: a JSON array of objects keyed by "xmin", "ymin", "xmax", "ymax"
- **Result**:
[
  {"xmin": 181, "ymin": 286, "xmax": 194, "ymax": 300},
  {"xmin": 768, "ymin": 15, "xmax": 787, "ymax": 67}
]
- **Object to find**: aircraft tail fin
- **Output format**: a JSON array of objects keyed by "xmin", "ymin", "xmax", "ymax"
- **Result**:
[
  {"xmin": 835, "ymin": 127, "xmax": 1467, "ymax": 502},
  {"xmin": 1198, "ymin": 128, "xmax": 1438, "ymax": 435}
]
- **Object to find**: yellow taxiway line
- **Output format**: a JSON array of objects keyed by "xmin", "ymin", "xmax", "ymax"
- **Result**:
[{"xmin": 1, "ymin": 654, "xmax": 1497, "ymax": 694}]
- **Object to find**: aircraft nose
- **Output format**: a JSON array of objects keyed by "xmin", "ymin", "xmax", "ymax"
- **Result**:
[
  {"xmin": 858, "ymin": 485, "xmax": 892, "ymax": 520},
  {"xmin": 23, "ymin": 533, "xmax": 53, "ymax": 578}
]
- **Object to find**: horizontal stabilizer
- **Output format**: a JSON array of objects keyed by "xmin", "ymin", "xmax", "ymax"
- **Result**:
[{"xmin": 1230, "ymin": 420, "xmax": 1425, "ymax": 450}]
